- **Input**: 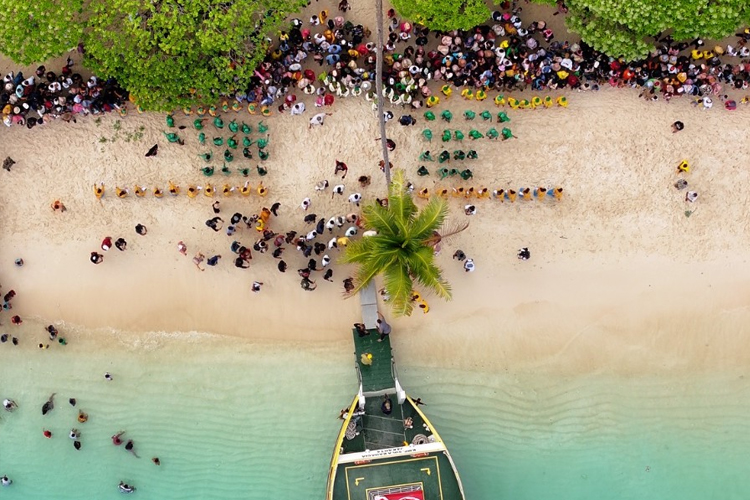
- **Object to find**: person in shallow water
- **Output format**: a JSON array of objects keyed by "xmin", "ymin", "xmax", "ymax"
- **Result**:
[{"xmin": 119, "ymin": 482, "xmax": 135, "ymax": 493}]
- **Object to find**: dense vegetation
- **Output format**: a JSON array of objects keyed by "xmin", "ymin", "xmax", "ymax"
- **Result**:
[{"xmin": 390, "ymin": 0, "xmax": 491, "ymax": 31}]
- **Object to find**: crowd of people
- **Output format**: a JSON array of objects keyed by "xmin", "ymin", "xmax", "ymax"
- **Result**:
[{"xmin": 2, "ymin": 59, "xmax": 129, "ymax": 128}]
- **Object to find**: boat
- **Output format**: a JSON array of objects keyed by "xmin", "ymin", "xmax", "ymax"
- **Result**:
[{"xmin": 326, "ymin": 284, "xmax": 466, "ymax": 500}]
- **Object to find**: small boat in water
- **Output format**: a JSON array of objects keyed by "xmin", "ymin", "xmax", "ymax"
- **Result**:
[{"xmin": 326, "ymin": 284, "xmax": 465, "ymax": 500}]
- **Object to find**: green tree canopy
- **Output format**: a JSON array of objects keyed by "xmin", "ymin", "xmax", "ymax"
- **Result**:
[
  {"xmin": 391, "ymin": 0, "xmax": 490, "ymax": 31},
  {"xmin": 341, "ymin": 170, "xmax": 454, "ymax": 317},
  {"xmin": 0, "ymin": 0, "xmax": 85, "ymax": 64},
  {"xmin": 83, "ymin": 0, "xmax": 305, "ymax": 111},
  {"xmin": 539, "ymin": 0, "xmax": 750, "ymax": 61}
]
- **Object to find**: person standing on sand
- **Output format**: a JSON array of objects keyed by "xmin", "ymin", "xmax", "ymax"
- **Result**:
[
  {"xmin": 193, "ymin": 253, "xmax": 205, "ymax": 271},
  {"xmin": 251, "ymin": 281, "xmax": 263, "ymax": 293},
  {"xmin": 177, "ymin": 241, "xmax": 187, "ymax": 255},
  {"xmin": 101, "ymin": 236, "xmax": 112, "ymax": 251},
  {"xmin": 207, "ymin": 255, "xmax": 221, "ymax": 266},
  {"xmin": 90, "ymin": 252, "xmax": 103, "ymax": 264},
  {"xmin": 135, "ymin": 224, "xmax": 147, "ymax": 235},
  {"xmin": 334, "ymin": 160, "xmax": 348, "ymax": 179},
  {"xmin": 51, "ymin": 200, "xmax": 66, "ymax": 212},
  {"xmin": 115, "ymin": 238, "xmax": 127, "ymax": 251},
  {"xmin": 308, "ymin": 112, "xmax": 331, "ymax": 128}
]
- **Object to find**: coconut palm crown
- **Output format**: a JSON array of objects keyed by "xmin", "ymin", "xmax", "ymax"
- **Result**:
[{"xmin": 341, "ymin": 169, "xmax": 452, "ymax": 316}]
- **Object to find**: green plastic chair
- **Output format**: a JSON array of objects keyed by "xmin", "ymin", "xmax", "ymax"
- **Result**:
[
  {"xmin": 438, "ymin": 168, "xmax": 450, "ymax": 179},
  {"xmin": 259, "ymin": 150, "xmax": 270, "ymax": 161},
  {"xmin": 469, "ymin": 129, "xmax": 484, "ymax": 140},
  {"xmin": 448, "ymin": 168, "xmax": 460, "ymax": 177},
  {"xmin": 424, "ymin": 111, "xmax": 436, "ymax": 121},
  {"xmin": 257, "ymin": 137, "xmax": 269, "ymax": 149},
  {"xmin": 440, "ymin": 110, "xmax": 453, "ymax": 123},
  {"xmin": 221, "ymin": 163, "xmax": 232, "ymax": 175},
  {"xmin": 243, "ymin": 148, "xmax": 253, "ymax": 159},
  {"xmin": 463, "ymin": 110, "xmax": 476, "ymax": 120},
  {"xmin": 224, "ymin": 150, "xmax": 234, "ymax": 162},
  {"xmin": 198, "ymin": 152, "xmax": 213, "ymax": 162},
  {"xmin": 213, "ymin": 117, "xmax": 224, "ymax": 129},
  {"xmin": 422, "ymin": 129, "xmax": 433, "ymax": 142},
  {"xmin": 228, "ymin": 120, "xmax": 239, "ymax": 133},
  {"xmin": 166, "ymin": 114, "xmax": 175, "ymax": 127},
  {"xmin": 460, "ymin": 169, "xmax": 473, "ymax": 180},
  {"xmin": 258, "ymin": 121, "xmax": 269, "ymax": 134},
  {"xmin": 454, "ymin": 130, "xmax": 464, "ymax": 141},
  {"xmin": 502, "ymin": 127, "xmax": 515, "ymax": 140},
  {"xmin": 453, "ymin": 150, "xmax": 466, "ymax": 160},
  {"xmin": 213, "ymin": 137, "xmax": 224, "ymax": 146},
  {"xmin": 243, "ymin": 136, "xmax": 253, "ymax": 147},
  {"xmin": 241, "ymin": 122, "xmax": 252, "ymax": 134},
  {"xmin": 201, "ymin": 166, "xmax": 214, "ymax": 177},
  {"xmin": 419, "ymin": 151, "xmax": 434, "ymax": 162},
  {"xmin": 163, "ymin": 132, "xmax": 181, "ymax": 143},
  {"xmin": 441, "ymin": 130, "xmax": 452, "ymax": 142},
  {"xmin": 227, "ymin": 136, "xmax": 238, "ymax": 149},
  {"xmin": 198, "ymin": 132, "xmax": 206, "ymax": 144},
  {"xmin": 417, "ymin": 166, "xmax": 430, "ymax": 176},
  {"xmin": 467, "ymin": 150, "xmax": 478, "ymax": 159},
  {"xmin": 438, "ymin": 151, "xmax": 451, "ymax": 163},
  {"xmin": 238, "ymin": 167, "xmax": 251, "ymax": 176},
  {"xmin": 480, "ymin": 110, "xmax": 492, "ymax": 121},
  {"xmin": 257, "ymin": 165, "xmax": 268, "ymax": 176},
  {"xmin": 193, "ymin": 119, "xmax": 204, "ymax": 130},
  {"xmin": 497, "ymin": 112, "xmax": 510, "ymax": 123},
  {"xmin": 486, "ymin": 128, "xmax": 499, "ymax": 140}
]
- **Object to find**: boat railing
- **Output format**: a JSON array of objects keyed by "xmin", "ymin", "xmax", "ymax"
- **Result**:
[{"xmin": 391, "ymin": 357, "xmax": 406, "ymax": 404}]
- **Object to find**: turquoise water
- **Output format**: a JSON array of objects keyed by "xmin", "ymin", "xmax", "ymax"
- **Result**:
[{"xmin": 1, "ymin": 323, "xmax": 749, "ymax": 499}]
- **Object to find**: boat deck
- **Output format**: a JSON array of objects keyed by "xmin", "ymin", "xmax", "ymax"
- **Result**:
[{"xmin": 353, "ymin": 327, "xmax": 396, "ymax": 395}]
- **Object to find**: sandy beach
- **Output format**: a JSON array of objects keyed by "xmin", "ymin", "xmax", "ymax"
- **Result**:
[{"xmin": 2, "ymin": 79, "xmax": 750, "ymax": 377}]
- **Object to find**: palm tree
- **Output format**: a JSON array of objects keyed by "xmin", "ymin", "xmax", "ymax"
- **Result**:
[
  {"xmin": 342, "ymin": 170, "xmax": 458, "ymax": 316},
  {"xmin": 374, "ymin": 0, "xmax": 391, "ymax": 184}
]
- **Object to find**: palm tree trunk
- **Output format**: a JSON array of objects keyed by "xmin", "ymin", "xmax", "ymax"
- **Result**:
[{"xmin": 374, "ymin": 0, "xmax": 391, "ymax": 185}]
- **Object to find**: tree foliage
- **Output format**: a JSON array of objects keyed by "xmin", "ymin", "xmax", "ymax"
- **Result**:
[
  {"xmin": 537, "ymin": 0, "xmax": 750, "ymax": 61},
  {"xmin": 391, "ymin": 0, "xmax": 490, "ymax": 31},
  {"xmin": 0, "ymin": 0, "xmax": 85, "ymax": 65},
  {"xmin": 83, "ymin": 0, "xmax": 306, "ymax": 111},
  {"xmin": 341, "ymin": 170, "xmax": 452, "ymax": 317}
]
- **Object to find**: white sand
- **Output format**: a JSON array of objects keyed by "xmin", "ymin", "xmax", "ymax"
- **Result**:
[{"xmin": 2, "ymin": 2, "xmax": 750, "ymax": 377}]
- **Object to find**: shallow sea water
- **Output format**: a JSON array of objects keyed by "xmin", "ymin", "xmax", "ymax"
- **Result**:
[{"xmin": 0, "ymin": 323, "xmax": 749, "ymax": 500}]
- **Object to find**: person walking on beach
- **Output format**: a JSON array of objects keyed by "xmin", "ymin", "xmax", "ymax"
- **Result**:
[
  {"xmin": 115, "ymin": 238, "xmax": 127, "ymax": 251},
  {"xmin": 101, "ymin": 236, "xmax": 112, "ymax": 251},
  {"xmin": 334, "ymin": 160, "xmax": 348, "ymax": 179},
  {"xmin": 177, "ymin": 241, "xmax": 187, "ymax": 256},
  {"xmin": 309, "ymin": 112, "xmax": 332, "ymax": 128},
  {"xmin": 205, "ymin": 217, "xmax": 223, "ymax": 232},
  {"xmin": 90, "ymin": 252, "xmax": 104, "ymax": 264},
  {"xmin": 251, "ymin": 281, "xmax": 263, "ymax": 293},
  {"xmin": 207, "ymin": 255, "xmax": 221, "ymax": 266},
  {"xmin": 193, "ymin": 253, "xmax": 206, "ymax": 271},
  {"xmin": 135, "ymin": 224, "xmax": 147, "ymax": 235},
  {"xmin": 517, "ymin": 247, "xmax": 531, "ymax": 260},
  {"xmin": 464, "ymin": 258, "xmax": 475, "ymax": 272},
  {"xmin": 376, "ymin": 312, "xmax": 391, "ymax": 342}
]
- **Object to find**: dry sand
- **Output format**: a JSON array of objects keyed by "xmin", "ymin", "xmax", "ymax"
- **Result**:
[{"xmin": 2, "ymin": 2, "xmax": 750, "ymax": 377}]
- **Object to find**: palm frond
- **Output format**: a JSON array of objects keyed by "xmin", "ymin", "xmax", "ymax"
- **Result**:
[
  {"xmin": 406, "ymin": 246, "xmax": 452, "ymax": 300},
  {"xmin": 384, "ymin": 260, "xmax": 414, "ymax": 316},
  {"xmin": 387, "ymin": 170, "xmax": 418, "ymax": 230},
  {"xmin": 349, "ymin": 253, "xmax": 398, "ymax": 296},
  {"xmin": 410, "ymin": 197, "xmax": 449, "ymax": 242},
  {"xmin": 423, "ymin": 220, "xmax": 469, "ymax": 247},
  {"xmin": 362, "ymin": 202, "xmax": 399, "ymax": 235}
]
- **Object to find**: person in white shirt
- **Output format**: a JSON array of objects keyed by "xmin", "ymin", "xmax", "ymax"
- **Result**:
[{"xmin": 463, "ymin": 258, "xmax": 475, "ymax": 272}]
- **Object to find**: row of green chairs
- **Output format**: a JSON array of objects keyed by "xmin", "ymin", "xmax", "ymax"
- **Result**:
[
  {"xmin": 201, "ymin": 164, "xmax": 268, "ymax": 177},
  {"xmin": 417, "ymin": 166, "xmax": 473, "ymax": 180},
  {"xmin": 423, "ymin": 110, "xmax": 510, "ymax": 123},
  {"xmin": 420, "ymin": 150, "xmax": 479, "ymax": 163},
  {"xmin": 422, "ymin": 128, "xmax": 515, "ymax": 142},
  {"xmin": 167, "ymin": 114, "xmax": 269, "ymax": 134}
]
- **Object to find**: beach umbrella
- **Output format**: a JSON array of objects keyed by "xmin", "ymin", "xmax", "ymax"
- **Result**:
[
  {"xmin": 497, "ymin": 112, "xmax": 510, "ymax": 123},
  {"xmin": 198, "ymin": 132, "xmax": 206, "ymax": 144},
  {"xmin": 453, "ymin": 150, "xmax": 466, "ymax": 160},
  {"xmin": 257, "ymin": 165, "xmax": 268, "ymax": 176},
  {"xmin": 469, "ymin": 129, "xmax": 483, "ymax": 140},
  {"xmin": 422, "ymin": 129, "xmax": 433, "ymax": 141},
  {"xmin": 224, "ymin": 150, "xmax": 233, "ymax": 162},
  {"xmin": 213, "ymin": 137, "xmax": 224, "ymax": 146},
  {"xmin": 227, "ymin": 136, "xmax": 238, "ymax": 149},
  {"xmin": 213, "ymin": 116, "xmax": 224, "ymax": 129},
  {"xmin": 419, "ymin": 151, "xmax": 434, "ymax": 162},
  {"xmin": 221, "ymin": 163, "xmax": 232, "ymax": 175},
  {"xmin": 193, "ymin": 119, "xmax": 204, "ymax": 130},
  {"xmin": 480, "ymin": 110, "xmax": 492, "ymax": 121},
  {"xmin": 258, "ymin": 121, "xmax": 269, "ymax": 134},
  {"xmin": 241, "ymin": 122, "xmax": 252, "ymax": 134},
  {"xmin": 454, "ymin": 130, "xmax": 464, "ymax": 141},
  {"xmin": 201, "ymin": 166, "xmax": 214, "ymax": 176},
  {"xmin": 166, "ymin": 114, "xmax": 175, "ymax": 127},
  {"xmin": 463, "ymin": 110, "xmax": 476, "ymax": 120},
  {"xmin": 440, "ymin": 110, "xmax": 452, "ymax": 122},
  {"xmin": 198, "ymin": 152, "xmax": 212, "ymax": 162},
  {"xmin": 417, "ymin": 166, "xmax": 430, "ymax": 176},
  {"xmin": 424, "ymin": 111, "xmax": 435, "ymax": 121},
  {"xmin": 228, "ymin": 120, "xmax": 239, "ymax": 133},
  {"xmin": 486, "ymin": 128, "xmax": 499, "ymax": 139},
  {"xmin": 441, "ymin": 130, "xmax": 452, "ymax": 142},
  {"xmin": 467, "ymin": 150, "xmax": 478, "ymax": 159}
]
